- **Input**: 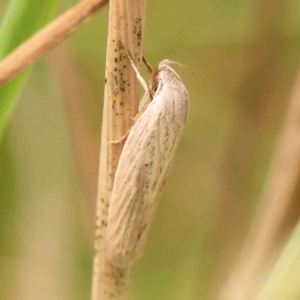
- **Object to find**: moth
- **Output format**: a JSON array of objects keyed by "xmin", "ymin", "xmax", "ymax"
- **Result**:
[{"xmin": 105, "ymin": 54, "xmax": 190, "ymax": 268}]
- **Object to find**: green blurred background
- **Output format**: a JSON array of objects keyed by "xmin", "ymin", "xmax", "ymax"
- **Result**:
[{"xmin": 1, "ymin": 0, "xmax": 300, "ymax": 299}]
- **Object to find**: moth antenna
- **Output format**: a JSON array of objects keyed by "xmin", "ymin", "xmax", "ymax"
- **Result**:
[
  {"xmin": 127, "ymin": 51, "xmax": 150, "ymax": 93},
  {"xmin": 165, "ymin": 65, "xmax": 183, "ymax": 82},
  {"xmin": 160, "ymin": 59, "xmax": 195, "ymax": 76},
  {"xmin": 142, "ymin": 56, "xmax": 153, "ymax": 73}
]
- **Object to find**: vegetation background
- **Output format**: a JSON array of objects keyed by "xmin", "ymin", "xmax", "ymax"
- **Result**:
[{"xmin": 1, "ymin": 0, "xmax": 300, "ymax": 299}]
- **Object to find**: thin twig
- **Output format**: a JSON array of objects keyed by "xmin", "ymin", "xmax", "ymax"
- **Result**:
[
  {"xmin": 0, "ymin": 0, "xmax": 108, "ymax": 88},
  {"xmin": 220, "ymin": 64, "xmax": 300, "ymax": 300},
  {"xmin": 92, "ymin": 1, "xmax": 146, "ymax": 299}
]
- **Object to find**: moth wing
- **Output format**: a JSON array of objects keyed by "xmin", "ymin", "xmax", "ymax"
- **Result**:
[
  {"xmin": 106, "ymin": 102, "xmax": 183, "ymax": 268},
  {"xmin": 132, "ymin": 118, "xmax": 183, "ymax": 259}
]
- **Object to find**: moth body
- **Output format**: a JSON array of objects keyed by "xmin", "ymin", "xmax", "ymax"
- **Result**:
[{"xmin": 106, "ymin": 60, "xmax": 189, "ymax": 268}]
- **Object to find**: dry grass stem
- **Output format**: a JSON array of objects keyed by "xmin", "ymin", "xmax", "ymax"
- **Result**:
[
  {"xmin": 51, "ymin": 45, "xmax": 99, "ymax": 233},
  {"xmin": 0, "ymin": 0, "xmax": 108, "ymax": 87},
  {"xmin": 220, "ymin": 65, "xmax": 300, "ymax": 300},
  {"xmin": 92, "ymin": 0, "xmax": 146, "ymax": 299}
]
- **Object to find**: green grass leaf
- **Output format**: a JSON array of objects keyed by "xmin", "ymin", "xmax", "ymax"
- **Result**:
[
  {"xmin": 257, "ymin": 222, "xmax": 300, "ymax": 300},
  {"xmin": 0, "ymin": 0, "xmax": 59, "ymax": 139}
]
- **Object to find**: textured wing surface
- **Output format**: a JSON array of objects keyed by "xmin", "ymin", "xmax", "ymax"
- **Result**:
[{"xmin": 106, "ymin": 99, "xmax": 183, "ymax": 267}]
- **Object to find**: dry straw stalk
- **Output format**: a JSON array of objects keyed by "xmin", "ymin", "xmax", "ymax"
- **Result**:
[
  {"xmin": 0, "ymin": 0, "xmax": 108, "ymax": 87},
  {"xmin": 92, "ymin": 1, "xmax": 146, "ymax": 299}
]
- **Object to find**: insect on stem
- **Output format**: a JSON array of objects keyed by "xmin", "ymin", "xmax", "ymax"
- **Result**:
[{"xmin": 105, "ymin": 55, "xmax": 190, "ymax": 268}]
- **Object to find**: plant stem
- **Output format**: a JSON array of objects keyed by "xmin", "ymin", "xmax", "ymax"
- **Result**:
[
  {"xmin": 92, "ymin": 0, "xmax": 146, "ymax": 299},
  {"xmin": 51, "ymin": 45, "xmax": 99, "ymax": 234},
  {"xmin": 220, "ymin": 65, "xmax": 300, "ymax": 300}
]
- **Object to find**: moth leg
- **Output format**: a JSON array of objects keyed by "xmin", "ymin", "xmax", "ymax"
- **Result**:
[
  {"xmin": 109, "ymin": 128, "xmax": 132, "ymax": 144},
  {"xmin": 127, "ymin": 51, "xmax": 149, "ymax": 93},
  {"xmin": 142, "ymin": 56, "xmax": 153, "ymax": 73},
  {"xmin": 141, "ymin": 56, "xmax": 155, "ymax": 99},
  {"xmin": 137, "ymin": 99, "xmax": 151, "ymax": 117},
  {"xmin": 109, "ymin": 99, "xmax": 151, "ymax": 144}
]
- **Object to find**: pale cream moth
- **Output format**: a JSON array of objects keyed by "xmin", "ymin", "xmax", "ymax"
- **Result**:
[{"xmin": 105, "ymin": 55, "xmax": 190, "ymax": 268}]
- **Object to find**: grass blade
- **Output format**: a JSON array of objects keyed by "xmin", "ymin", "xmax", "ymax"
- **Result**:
[
  {"xmin": 0, "ymin": 0, "xmax": 58, "ymax": 138},
  {"xmin": 257, "ymin": 221, "xmax": 300, "ymax": 300}
]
